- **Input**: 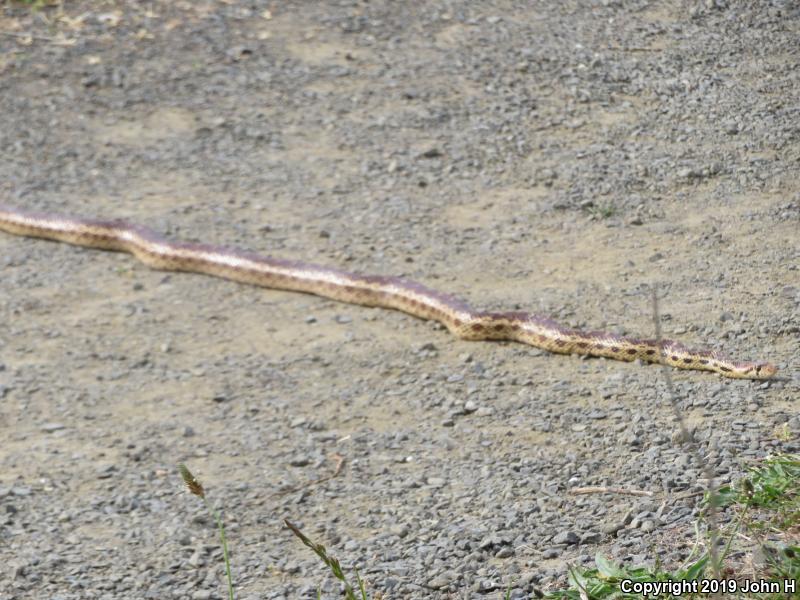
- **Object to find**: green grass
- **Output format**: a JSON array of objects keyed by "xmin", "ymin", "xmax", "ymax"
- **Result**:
[
  {"xmin": 716, "ymin": 454, "xmax": 800, "ymax": 529},
  {"xmin": 545, "ymin": 552, "xmax": 709, "ymax": 599},
  {"xmin": 583, "ymin": 201, "xmax": 618, "ymax": 219},
  {"xmin": 546, "ymin": 454, "xmax": 800, "ymax": 600}
]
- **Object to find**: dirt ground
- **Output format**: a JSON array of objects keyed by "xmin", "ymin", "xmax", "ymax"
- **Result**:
[{"xmin": 0, "ymin": 1, "xmax": 797, "ymax": 599}]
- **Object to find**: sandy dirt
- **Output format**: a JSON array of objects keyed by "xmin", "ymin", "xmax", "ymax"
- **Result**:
[{"xmin": 0, "ymin": 1, "xmax": 797, "ymax": 599}]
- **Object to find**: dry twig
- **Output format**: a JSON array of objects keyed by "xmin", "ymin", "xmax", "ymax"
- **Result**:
[
  {"xmin": 569, "ymin": 486, "xmax": 654, "ymax": 497},
  {"xmin": 271, "ymin": 453, "xmax": 346, "ymax": 497}
]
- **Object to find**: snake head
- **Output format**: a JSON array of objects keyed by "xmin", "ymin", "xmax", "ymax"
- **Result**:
[{"xmin": 745, "ymin": 362, "xmax": 778, "ymax": 379}]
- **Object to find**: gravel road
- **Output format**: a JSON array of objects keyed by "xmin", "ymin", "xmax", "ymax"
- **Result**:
[{"xmin": 1, "ymin": 1, "xmax": 798, "ymax": 598}]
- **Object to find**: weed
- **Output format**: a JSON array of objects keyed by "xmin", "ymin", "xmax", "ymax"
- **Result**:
[
  {"xmin": 178, "ymin": 464, "xmax": 235, "ymax": 600},
  {"xmin": 284, "ymin": 519, "xmax": 369, "ymax": 600},
  {"xmin": 717, "ymin": 455, "xmax": 800, "ymax": 525},
  {"xmin": 583, "ymin": 201, "xmax": 617, "ymax": 219},
  {"xmin": 547, "ymin": 456, "xmax": 800, "ymax": 598}
]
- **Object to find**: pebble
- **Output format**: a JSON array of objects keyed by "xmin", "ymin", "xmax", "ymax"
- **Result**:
[
  {"xmin": 426, "ymin": 570, "xmax": 457, "ymax": 589},
  {"xmin": 581, "ymin": 532, "xmax": 602, "ymax": 544},
  {"xmin": 40, "ymin": 423, "xmax": 66, "ymax": 432},
  {"xmin": 552, "ymin": 531, "xmax": 579, "ymax": 545}
]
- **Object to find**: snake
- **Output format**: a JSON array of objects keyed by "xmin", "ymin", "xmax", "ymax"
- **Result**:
[{"xmin": 0, "ymin": 204, "xmax": 777, "ymax": 379}]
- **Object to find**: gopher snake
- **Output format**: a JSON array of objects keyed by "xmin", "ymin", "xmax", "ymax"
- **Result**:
[{"xmin": 0, "ymin": 205, "xmax": 777, "ymax": 379}]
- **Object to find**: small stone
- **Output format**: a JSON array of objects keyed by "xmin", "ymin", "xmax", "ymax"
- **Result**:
[
  {"xmin": 542, "ymin": 547, "xmax": 560, "ymax": 559},
  {"xmin": 283, "ymin": 561, "xmax": 301, "ymax": 574},
  {"xmin": 495, "ymin": 546, "xmax": 514, "ymax": 558},
  {"xmin": 188, "ymin": 552, "xmax": 204, "ymax": 568},
  {"xmin": 41, "ymin": 423, "xmax": 66, "ymax": 433},
  {"xmin": 384, "ymin": 577, "xmax": 400, "ymax": 589},
  {"xmin": 226, "ymin": 46, "xmax": 253, "ymax": 61},
  {"xmin": 182, "ymin": 426, "xmax": 195, "ymax": 438},
  {"xmin": 290, "ymin": 456, "xmax": 310, "ymax": 467},
  {"xmin": 581, "ymin": 532, "xmax": 602, "ymax": 544},
  {"xmin": 11, "ymin": 561, "xmax": 26, "ymax": 579},
  {"xmin": 479, "ymin": 535, "xmax": 501, "ymax": 550},
  {"xmin": 477, "ymin": 579, "xmax": 501, "ymax": 591},
  {"xmin": 426, "ymin": 570, "xmax": 456, "ymax": 589},
  {"xmin": 464, "ymin": 400, "xmax": 478, "ymax": 413},
  {"xmin": 552, "ymin": 531, "xmax": 579, "ymax": 545},
  {"xmin": 602, "ymin": 521, "xmax": 625, "ymax": 534},
  {"xmin": 96, "ymin": 464, "xmax": 116, "ymax": 479},
  {"xmin": 419, "ymin": 147, "xmax": 443, "ymax": 158},
  {"xmin": 390, "ymin": 524, "xmax": 409, "ymax": 538}
]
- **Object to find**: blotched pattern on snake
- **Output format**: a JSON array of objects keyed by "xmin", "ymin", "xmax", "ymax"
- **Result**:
[{"xmin": 0, "ymin": 205, "xmax": 777, "ymax": 379}]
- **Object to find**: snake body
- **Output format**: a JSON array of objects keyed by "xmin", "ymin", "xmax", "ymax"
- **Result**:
[{"xmin": 0, "ymin": 205, "xmax": 777, "ymax": 379}]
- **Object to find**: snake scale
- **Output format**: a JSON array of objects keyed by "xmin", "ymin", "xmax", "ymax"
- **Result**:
[{"xmin": 0, "ymin": 204, "xmax": 777, "ymax": 379}]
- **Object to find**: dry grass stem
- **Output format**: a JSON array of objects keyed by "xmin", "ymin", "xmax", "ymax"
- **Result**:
[
  {"xmin": 651, "ymin": 288, "xmax": 722, "ymax": 583},
  {"xmin": 569, "ymin": 486, "xmax": 654, "ymax": 497}
]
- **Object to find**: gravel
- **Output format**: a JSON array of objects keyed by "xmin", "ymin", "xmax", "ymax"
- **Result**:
[{"xmin": 1, "ymin": 1, "xmax": 798, "ymax": 599}]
